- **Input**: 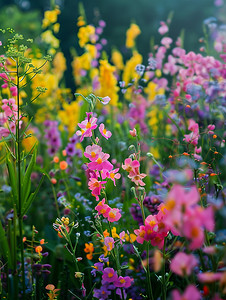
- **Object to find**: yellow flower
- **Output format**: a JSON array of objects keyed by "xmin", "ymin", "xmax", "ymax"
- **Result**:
[
  {"xmin": 126, "ymin": 23, "xmax": 141, "ymax": 49},
  {"xmin": 77, "ymin": 16, "xmax": 86, "ymax": 27},
  {"xmin": 53, "ymin": 23, "xmax": 60, "ymax": 34},
  {"xmin": 111, "ymin": 49, "xmax": 124, "ymax": 71},
  {"xmin": 144, "ymin": 81, "xmax": 164, "ymax": 102},
  {"xmin": 78, "ymin": 25, "xmax": 95, "ymax": 48},
  {"xmin": 41, "ymin": 30, "xmax": 59, "ymax": 49},
  {"xmin": 58, "ymin": 101, "xmax": 80, "ymax": 136},
  {"xmin": 53, "ymin": 52, "xmax": 67, "ymax": 79},
  {"xmin": 99, "ymin": 59, "xmax": 119, "ymax": 106},
  {"xmin": 42, "ymin": 7, "xmax": 60, "ymax": 28},
  {"xmin": 85, "ymin": 44, "xmax": 97, "ymax": 59},
  {"xmin": 22, "ymin": 129, "xmax": 38, "ymax": 152}
]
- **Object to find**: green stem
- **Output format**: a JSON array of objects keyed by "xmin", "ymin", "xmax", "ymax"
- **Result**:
[
  {"xmin": 16, "ymin": 59, "xmax": 26, "ymax": 298},
  {"xmin": 146, "ymin": 242, "xmax": 154, "ymax": 300}
]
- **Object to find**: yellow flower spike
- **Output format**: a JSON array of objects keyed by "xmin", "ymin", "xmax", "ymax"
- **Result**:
[
  {"xmin": 126, "ymin": 23, "xmax": 141, "ymax": 49},
  {"xmin": 111, "ymin": 227, "xmax": 119, "ymax": 238},
  {"xmin": 111, "ymin": 49, "xmax": 124, "ymax": 70}
]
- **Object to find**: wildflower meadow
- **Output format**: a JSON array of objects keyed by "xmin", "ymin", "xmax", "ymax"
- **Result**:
[{"xmin": 0, "ymin": 1, "xmax": 226, "ymax": 299}]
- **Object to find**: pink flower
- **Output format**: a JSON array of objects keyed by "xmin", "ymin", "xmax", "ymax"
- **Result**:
[
  {"xmin": 119, "ymin": 231, "xmax": 126, "ymax": 245},
  {"xmin": 88, "ymin": 178, "xmax": 107, "ymax": 199},
  {"xmin": 128, "ymin": 168, "xmax": 146, "ymax": 186},
  {"xmin": 99, "ymin": 123, "xmax": 112, "ymax": 139},
  {"xmin": 170, "ymin": 252, "xmax": 198, "ymax": 276},
  {"xmin": 95, "ymin": 198, "xmax": 111, "ymax": 217},
  {"xmin": 158, "ymin": 21, "xmax": 169, "ymax": 35},
  {"xmin": 114, "ymin": 276, "xmax": 133, "ymax": 288},
  {"xmin": 84, "ymin": 144, "xmax": 102, "ymax": 161},
  {"xmin": 134, "ymin": 225, "xmax": 146, "ymax": 244},
  {"xmin": 172, "ymin": 285, "xmax": 201, "ymax": 300},
  {"xmin": 107, "ymin": 208, "xmax": 121, "ymax": 222},
  {"xmin": 88, "ymin": 151, "xmax": 113, "ymax": 171},
  {"xmin": 122, "ymin": 158, "xmax": 140, "ymax": 173},
  {"xmin": 102, "ymin": 168, "xmax": 121, "ymax": 186},
  {"xmin": 129, "ymin": 128, "xmax": 137, "ymax": 137},
  {"xmin": 102, "ymin": 267, "xmax": 118, "ymax": 283},
  {"xmin": 101, "ymin": 96, "xmax": 111, "ymax": 105},
  {"xmin": 76, "ymin": 112, "xmax": 98, "ymax": 141},
  {"xmin": 104, "ymin": 237, "xmax": 115, "ymax": 251},
  {"xmin": 198, "ymin": 272, "xmax": 222, "ymax": 283},
  {"xmin": 161, "ymin": 37, "xmax": 173, "ymax": 48}
]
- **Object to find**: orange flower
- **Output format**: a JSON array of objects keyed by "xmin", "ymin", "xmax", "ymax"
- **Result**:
[
  {"xmin": 35, "ymin": 246, "xmax": 43, "ymax": 253},
  {"xmin": 53, "ymin": 156, "xmax": 59, "ymax": 163},
  {"xmin": 59, "ymin": 161, "xmax": 68, "ymax": 170},
  {"xmin": 84, "ymin": 242, "xmax": 94, "ymax": 260}
]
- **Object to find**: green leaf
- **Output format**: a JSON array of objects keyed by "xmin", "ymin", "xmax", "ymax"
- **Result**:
[
  {"xmin": 6, "ymin": 155, "xmax": 18, "ymax": 208},
  {"xmin": 0, "ymin": 220, "xmax": 12, "ymax": 269},
  {"xmin": 21, "ymin": 174, "xmax": 45, "ymax": 216},
  {"xmin": 21, "ymin": 147, "xmax": 37, "ymax": 207}
]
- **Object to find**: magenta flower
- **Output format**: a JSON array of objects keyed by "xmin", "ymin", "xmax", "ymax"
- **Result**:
[
  {"xmin": 170, "ymin": 252, "xmax": 198, "ymax": 277},
  {"xmin": 76, "ymin": 112, "xmax": 97, "ymax": 141},
  {"xmin": 84, "ymin": 144, "xmax": 102, "ymax": 161},
  {"xmin": 88, "ymin": 178, "xmax": 107, "ymax": 199},
  {"xmin": 134, "ymin": 225, "xmax": 146, "ymax": 244},
  {"xmin": 102, "ymin": 267, "xmax": 118, "ymax": 283},
  {"xmin": 197, "ymin": 272, "xmax": 222, "ymax": 283},
  {"xmin": 95, "ymin": 198, "xmax": 111, "ymax": 217},
  {"xmin": 107, "ymin": 208, "xmax": 121, "ymax": 222},
  {"xmin": 99, "ymin": 123, "xmax": 112, "ymax": 139},
  {"xmin": 172, "ymin": 285, "xmax": 201, "ymax": 300},
  {"xmin": 104, "ymin": 237, "xmax": 115, "ymax": 251},
  {"xmin": 161, "ymin": 37, "xmax": 173, "ymax": 48},
  {"xmin": 114, "ymin": 276, "xmax": 133, "ymax": 288},
  {"xmin": 128, "ymin": 168, "xmax": 146, "ymax": 186},
  {"xmin": 102, "ymin": 168, "xmax": 121, "ymax": 186},
  {"xmin": 88, "ymin": 151, "xmax": 113, "ymax": 171}
]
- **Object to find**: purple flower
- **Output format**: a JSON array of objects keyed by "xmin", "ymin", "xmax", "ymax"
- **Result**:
[{"xmin": 102, "ymin": 267, "xmax": 118, "ymax": 283}]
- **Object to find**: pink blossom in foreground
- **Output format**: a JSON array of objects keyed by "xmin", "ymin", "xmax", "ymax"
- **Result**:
[
  {"xmin": 95, "ymin": 198, "xmax": 110, "ymax": 217},
  {"xmin": 102, "ymin": 267, "xmax": 118, "ymax": 283},
  {"xmin": 198, "ymin": 272, "xmax": 223, "ymax": 283},
  {"xmin": 99, "ymin": 123, "xmax": 112, "ymax": 139},
  {"xmin": 76, "ymin": 112, "xmax": 98, "ymax": 141},
  {"xmin": 87, "ymin": 151, "xmax": 113, "ymax": 171},
  {"xmin": 128, "ymin": 168, "xmax": 146, "ymax": 186},
  {"xmin": 107, "ymin": 208, "xmax": 121, "ymax": 222},
  {"xmin": 84, "ymin": 144, "xmax": 102, "ymax": 161},
  {"xmin": 102, "ymin": 168, "xmax": 121, "ymax": 186},
  {"xmin": 170, "ymin": 252, "xmax": 198, "ymax": 276},
  {"xmin": 172, "ymin": 285, "xmax": 201, "ymax": 300},
  {"xmin": 88, "ymin": 177, "xmax": 107, "ymax": 199}
]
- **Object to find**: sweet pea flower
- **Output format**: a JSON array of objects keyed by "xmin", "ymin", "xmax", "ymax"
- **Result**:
[
  {"xmin": 101, "ymin": 96, "xmax": 111, "ymax": 105},
  {"xmin": 88, "ymin": 178, "xmax": 107, "ymax": 199},
  {"xmin": 161, "ymin": 37, "xmax": 173, "ymax": 48},
  {"xmin": 84, "ymin": 144, "xmax": 102, "ymax": 161},
  {"xmin": 198, "ymin": 272, "xmax": 223, "ymax": 283},
  {"xmin": 99, "ymin": 123, "xmax": 112, "ymax": 139},
  {"xmin": 170, "ymin": 252, "xmax": 198, "ymax": 276},
  {"xmin": 88, "ymin": 151, "xmax": 113, "ymax": 171},
  {"xmin": 102, "ymin": 168, "xmax": 121, "ymax": 186},
  {"xmin": 114, "ymin": 276, "xmax": 133, "ymax": 288},
  {"xmin": 95, "ymin": 198, "xmax": 111, "ymax": 217},
  {"xmin": 122, "ymin": 158, "xmax": 140, "ymax": 174}
]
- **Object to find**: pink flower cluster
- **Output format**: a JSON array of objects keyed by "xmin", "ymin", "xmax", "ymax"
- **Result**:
[
  {"xmin": 0, "ymin": 98, "xmax": 21, "ymax": 139},
  {"xmin": 95, "ymin": 198, "xmax": 121, "ymax": 222},
  {"xmin": 122, "ymin": 158, "xmax": 146, "ymax": 186},
  {"xmin": 164, "ymin": 184, "xmax": 215, "ymax": 250},
  {"xmin": 134, "ymin": 204, "xmax": 169, "ymax": 249}
]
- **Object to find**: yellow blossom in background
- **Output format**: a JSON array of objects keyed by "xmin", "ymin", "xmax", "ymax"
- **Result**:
[
  {"xmin": 99, "ymin": 59, "xmax": 119, "ymax": 106},
  {"xmin": 85, "ymin": 44, "xmax": 97, "ymax": 59},
  {"xmin": 126, "ymin": 23, "xmax": 141, "ymax": 49},
  {"xmin": 72, "ymin": 56, "xmax": 82, "ymax": 85},
  {"xmin": 42, "ymin": 7, "xmax": 60, "ymax": 28},
  {"xmin": 78, "ymin": 25, "xmax": 96, "ymax": 48},
  {"xmin": 53, "ymin": 23, "xmax": 60, "ymax": 34},
  {"xmin": 22, "ymin": 129, "xmax": 38, "ymax": 152},
  {"xmin": 125, "ymin": 233, "xmax": 137, "ymax": 243},
  {"xmin": 122, "ymin": 51, "xmax": 142, "ymax": 100},
  {"xmin": 31, "ymin": 72, "xmax": 58, "ymax": 99},
  {"xmin": 35, "ymin": 107, "xmax": 52, "ymax": 124},
  {"xmin": 53, "ymin": 52, "xmax": 67, "ymax": 79},
  {"xmin": 148, "ymin": 108, "xmax": 163, "ymax": 136},
  {"xmin": 77, "ymin": 16, "xmax": 86, "ymax": 27},
  {"xmin": 58, "ymin": 101, "xmax": 80, "ymax": 136},
  {"xmin": 111, "ymin": 49, "xmax": 124, "ymax": 71},
  {"xmin": 41, "ymin": 30, "xmax": 59, "ymax": 49},
  {"xmin": 144, "ymin": 81, "xmax": 164, "ymax": 101},
  {"xmin": 149, "ymin": 146, "xmax": 160, "ymax": 160}
]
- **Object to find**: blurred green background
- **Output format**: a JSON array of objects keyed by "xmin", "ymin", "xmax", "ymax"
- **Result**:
[{"xmin": 0, "ymin": 0, "xmax": 225, "ymax": 89}]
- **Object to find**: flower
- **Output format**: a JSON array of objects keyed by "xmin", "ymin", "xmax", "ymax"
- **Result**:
[
  {"xmin": 114, "ymin": 276, "xmax": 133, "ymax": 288},
  {"xmin": 172, "ymin": 285, "xmax": 201, "ymax": 300},
  {"xmin": 84, "ymin": 242, "xmax": 94, "ymax": 260},
  {"xmin": 170, "ymin": 252, "xmax": 198, "ymax": 276},
  {"xmin": 99, "ymin": 123, "xmax": 112, "ymax": 139},
  {"xmin": 102, "ymin": 267, "xmax": 118, "ymax": 283},
  {"xmin": 76, "ymin": 112, "xmax": 98, "ymax": 141},
  {"xmin": 107, "ymin": 208, "xmax": 121, "ymax": 222},
  {"xmin": 104, "ymin": 237, "xmax": 115, "ymax": 251}
]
